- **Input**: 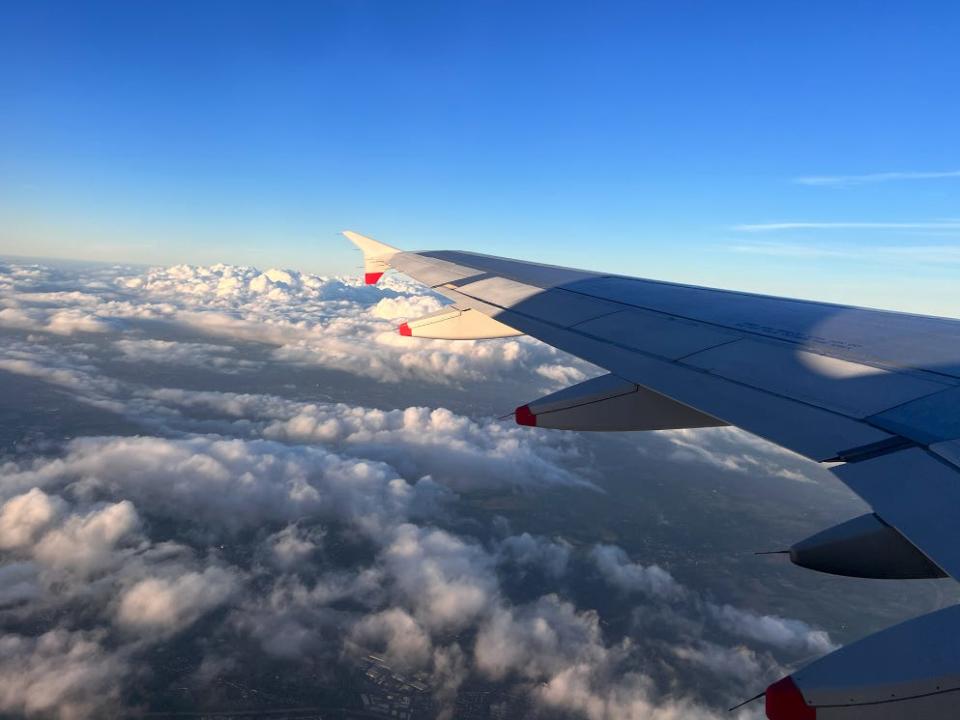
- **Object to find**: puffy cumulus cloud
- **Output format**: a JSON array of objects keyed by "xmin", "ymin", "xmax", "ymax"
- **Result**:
[
  {"xmin": 118, "ymin": 261, "xmax": 582, "ymax": 388},
  {"xmin": 0, "ymin": 488, "xmax": 66, "ymax": 550},
  {"xmin": 534, "ymin": 664, "xmax": 727, "ymax": 720},
  {"xmin": 0, "ymin": 259, "xmax": 595, "ymax": 390},
  {"xmin": 382, "ymin": 524, "xmax": 498, "ymax": 632},
  {"xmin": 113, "ymin": 338, "xmax": 261, "ymax": 372},
  {"xmin": 536, "ymin": 362, "xmax": 588, "ymax": 386},
  {"xmin": 475, "ymin": 597, "xmax": 732, "ymax": 720},
  {"xmin": 264, "ymin": 403, "xmax": 589, "ymax": 491},
  {"xmin": 706, "ymin": 603, "xmax": 837, "ymax": 656},
  {"xmin": 655, "ymin": 427, "xmax": 824, "ymax": 484},
  {"xmin": 262, "ymin": 523, "xmax": 325, "ymax": 570},
  {"xmin": 0, "ymin": 490, "xmax": 236, "ymax": 629},
  {"xmin": 0, "ymin": 489, "xmax": 142, "ymax": 574},
  {"xmin": 1, "ymin": 435, "xmax": 436, "ymax": 536},
  {"xmin": 33, "ymin": 500, "xmax": 141, "ymax": 576},
  {"xmin": 350, "ymin": 608, "xmax": 434, "ymax": 669},
  {"xmin": 271, "ymin": 324, "xmax": 589, "ymax": 389},
  {"xmin": 116, "ymin": 566, "xmax": 240, "ymax": 637},
  {"xmin": 0, "ymin": 305, "xmax": 114, "ymax": 336},
  {"xmin": 369, "ymin": 294, "xmax": 444, "ymax": 321},
  {"xmin": 0, "ymin": 629, "xmax": 128, "ymax": 720},
  {"xmin": 670, "ymin": 642, "xmax": 768, "ymax": 683},
  {"xmin": 132, "ymin": 389, "xmax": 588, "ymax": 492},
  {"xmin": 589, "ymin": 544, "xmax": 685, "ymax": 601},
  {"xmin": 475, "ymin": 595, "xmax": 605, "ymax": 681},
  {"xmin": 496, "ymin": 532, "xmax": 572, "ymax": 578}
]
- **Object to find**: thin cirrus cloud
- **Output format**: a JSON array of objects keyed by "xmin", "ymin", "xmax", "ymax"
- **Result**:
[
  {"xmin": 794, "ymin": 170, "xmax": 960, "ymax": 186},
  {"xmin": 729, "ymin": 242, "xmax": 960, "ymax": 264},
  {"xmin": 733, "ymin": 221, "xmax": 960, "ymax": 232}
]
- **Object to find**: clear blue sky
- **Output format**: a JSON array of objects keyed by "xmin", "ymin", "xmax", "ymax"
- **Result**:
[{"xmin": 2, "ymin": 1, "xmax": 958, "ymax": 314}]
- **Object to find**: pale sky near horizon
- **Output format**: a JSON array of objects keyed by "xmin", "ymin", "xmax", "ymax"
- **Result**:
[{"xmin": 1, "ymin": 1, "xmax": 959, "ymax": 316}]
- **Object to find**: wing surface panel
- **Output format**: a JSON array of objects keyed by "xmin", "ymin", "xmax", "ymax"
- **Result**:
[
  {"xmin": 565, "ymin": 275, "xmax": 960, "ymax": 379},
  {"xmin": 441, "ymin": 287, "xmax": 895, "ymax": 462},
  {"xmin": 571, "ymin": 308, "xmax": 743, "ymax": 360},
  {"xmin": 868, "ymin": 387, "xmax": 960, "ymax": 444},
  {"xmin": 682, "ymin": 339, "xmax": 947, "ymax": 418}
]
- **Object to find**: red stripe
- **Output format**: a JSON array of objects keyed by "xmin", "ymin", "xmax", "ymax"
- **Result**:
[
  {"xmin": 766, "ymin": 677, "xmax": 815, "ymax": 720},
  {"xmin": 364, "ymin": 272, "xmax": 384, "ymax": 285},
  {"xmin": 515, "ymin": 405, "xmax": 537, "ymax": 427}
]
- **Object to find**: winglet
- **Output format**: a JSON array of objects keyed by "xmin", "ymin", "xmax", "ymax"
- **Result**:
[{"xmin": 342, "ymin": 230, "xmax": 400, "ymax": 285}]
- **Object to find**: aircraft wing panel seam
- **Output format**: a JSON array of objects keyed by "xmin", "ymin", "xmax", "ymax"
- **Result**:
[
  {"xmin": 557, "ymin": 281, "xmax": 960, "ymax": 384},
  {"xmin": 427, "ymin": 255, "xmax": 956, "ymax": 386},
  {"xmin": 444, "ymin": 290, "xmax": 897, "ymax": 460},
  {"xmin": 446, "ymin": 281, "xmax": 937, "ymax": 435}
]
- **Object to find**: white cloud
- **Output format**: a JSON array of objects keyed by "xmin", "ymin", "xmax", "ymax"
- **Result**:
[
  {"xmin": 113, "ymin": 338, "xmax": 260, "ymax": 372},
  {"xmin": 707, "ymin": 603, "xmax": 837, "ymax": 656},
  {"xmin": 131, "ymin": 389, "xmax": 589, "ymax": 492},
  {"xmin": 382, "ymin": 524, "xmax": 498, "ymax": 632},
  {"xmin": 369, "ymin": 294, "xmax": 444, "ymax": 320},
  {"xmin": 497, "ymin": 533, "xmax": 572, "ymax": 578},
  {"xmin": 350, "ymin": 608, "xmax": 434, "ymax": 669},
  {"xmin": 536, "ymin": 362, "xmax": 589, "ymax": 386},
  {"xmin": 534, "ymin": 663, "xmax": 726, "ymax": 720},
  {"xmin": 475, "ymin": 595, "xmax": 605, "ymax": 681},
  {"xmin": 263, "ymin": 403, "xmax": 590, "ymax": 491},
  {"xmin": 795, "ymin": 170, "xmax": 960, "ymax": 186},
  {"xmin": 733, "ymin": 221, "xmax": 960, "ymax": 232},
  {"xmin": 0, "ymin": 435, "xmax": 437, "ymax": 537},
  {"xmin": 262, "ymin": 523, "xmax": 325, "ymax": 570},
  {"xmin": 655, "ymin": 427, "xmax": 820, "ymax": 483},
  {"xmin": 670, "ymin": 641, "xmax": 767, "ymax": 682},
  {"xmin": 0, "ymin": 306, "xmax": 114, "ymax": 336},
  {"xmin": 0, "ymin": 488, "xmax": 66, "ymax": 550},
  {"xmin": 116, "ymin": 566, "xmax": 239, "ymax": 637},
  {"xmin": 33, "ymin": 500, "xmax": 141, "ymax": 576},
  {"xmin": 475, "ymin": 595, "xmax": 730, "ymax": 720},
  {"xmin": 730, "ymin": 241, "xmax": 960, "ymax": 264},
  {"xmin": 589, "ymin": 544, "xmax": 685, "ymax": 601},
  {"xmin": 0, "ymin": 629, "xmax": 128, "ymax": 719},
  {"xmin": 0, "ymin": 260, "xmax": 595, "ymax": 390}
]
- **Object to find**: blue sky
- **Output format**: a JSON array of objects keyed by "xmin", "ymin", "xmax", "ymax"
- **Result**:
[{"xmin": 1, "ymin": 1, "xmax": 958, "ymax": 314}]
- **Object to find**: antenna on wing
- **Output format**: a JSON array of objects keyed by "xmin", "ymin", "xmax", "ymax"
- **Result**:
[{"xmin": 728, "ymin": 691, "xmax": 764, "ymax": 712}]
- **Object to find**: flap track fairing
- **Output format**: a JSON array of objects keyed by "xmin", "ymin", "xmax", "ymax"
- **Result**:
[{"xmin": 515, "ymin": 373, "xmax": 727, "ymax": 432}]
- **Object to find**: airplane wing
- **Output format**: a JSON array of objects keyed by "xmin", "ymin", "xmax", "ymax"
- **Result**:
[{"xmin": 345, "ymin": 230, "xmax": 960, "ymax": 719}]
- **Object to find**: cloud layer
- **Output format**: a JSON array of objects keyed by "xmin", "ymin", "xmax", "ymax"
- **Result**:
[{"xmin": 0, "ymin": 259, "xmax": 841, "ymax": 719}]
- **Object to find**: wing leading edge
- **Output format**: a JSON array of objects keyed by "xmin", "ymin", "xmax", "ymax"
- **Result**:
[{"xmin": 345, "ymin": 230, "xmax": 960, "ymax": 719}]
